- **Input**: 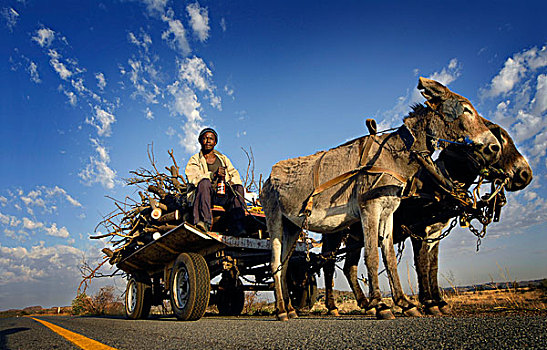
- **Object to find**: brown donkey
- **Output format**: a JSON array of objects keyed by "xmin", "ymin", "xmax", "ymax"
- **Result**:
[
  {"xmin": 261, "ymin": 78, "xmax": 502, "ymax": 321},
  {"xmin": 321, "ymin": 120, "xmax": 532, "ymax": 316}
]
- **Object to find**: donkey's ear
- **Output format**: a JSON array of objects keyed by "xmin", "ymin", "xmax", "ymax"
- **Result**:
[{"xmin": 418, "ymin": 77, "xmax": 449, "ymax": 101}]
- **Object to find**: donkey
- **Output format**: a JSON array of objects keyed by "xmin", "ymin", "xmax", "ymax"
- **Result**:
[
  {"xmin": 321, "ymin": 120, "xmax": 532, "ymax": 316},
  {"xmin": 261, "ymin": 77, "xmax": 502, "ymax": 321}
]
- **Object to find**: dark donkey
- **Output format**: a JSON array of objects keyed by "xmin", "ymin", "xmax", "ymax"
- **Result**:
[
  {"xmin": 261, "ymin": 78, "xmax": 502, "ymax": 321},
  {"xmin": 321, "ymin": 120, "xmax": 532, "ymax": 316}
]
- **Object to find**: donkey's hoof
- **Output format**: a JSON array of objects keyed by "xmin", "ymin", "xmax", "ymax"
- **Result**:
[
  {"xmin": 328, "ymin": 309, "xmax": 340, "ymax": 316},
  {"xmin": 364, "ymin": 307, "xmax": 377, "ymax": 316},
  {"xmin": 277, "ymin": 313, "xmax": 289, "ymax": 322},
  {"xmin": 403, "ymin": 306, "xmax": 423, "ymax": 317},
  {"xmin": 439, "ymin": 304, "xmax": 452, "ymax": 315},
  {"xmin": 435, "ymin": 300, "xmax": 452, "ymax": 314},
  {"xmin": 377, "ymin": 308, "xmax": 395, "ymax": 320},
  {"xmin": 288, "ymin": 310, "xmax": 298, "ymax": 319},
  {"xmin": 425, "ymin": 305, "xmax": 442, "ymax": 316},
  {"xmin": 357, "ymin": 298, "xmax": 369, "ymax": 310}
]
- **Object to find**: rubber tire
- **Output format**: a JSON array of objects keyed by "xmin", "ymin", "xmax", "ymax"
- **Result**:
[
  {"xmin": 289, "ymin": 274, "xmax": 318, "ymax": 311},
  {"xmin": 217, "ymin": 279, "xmax": 245, "ymax": 316},
  {"xmin": 169, "ymin": 252, "xmax": 211, "ymax": 321},
  {"xmin": 125, "ymin": 273, "xmax": 152, "ymax": 320}
]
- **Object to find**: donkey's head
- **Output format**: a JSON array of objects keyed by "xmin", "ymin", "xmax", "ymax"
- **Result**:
[
  {"xmin": 417, "ymin": 77, "xmax": 501, "ymax": 166},
  {"xmin": 482, "ymin": 119, "xmax": 533, "ymax": 191}
]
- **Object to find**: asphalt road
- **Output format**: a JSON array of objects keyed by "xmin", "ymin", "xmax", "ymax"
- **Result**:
[{"xmin": 1, "ymin": 313, "xmax": 546, "ymax": 349}]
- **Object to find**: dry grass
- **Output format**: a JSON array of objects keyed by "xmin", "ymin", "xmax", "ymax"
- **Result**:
[
  {"xmin": 235, "ymin": 281, "xmax": 547, "ymax": 316},
  {"xmin": 443, "ymin": 287, "xmax": 546, "ymax": 314}
]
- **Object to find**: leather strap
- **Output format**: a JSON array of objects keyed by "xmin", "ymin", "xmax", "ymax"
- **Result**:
[
  {"xmin": 303, "ymin": 118, "xmax": 406, "ymax": 215},
  {"xmin": 312, "ymin": 152, "xmax": 327, "ymax": 189},
  {"xmin": 302, "ymin": 165, "xmax": 406, "ymax": 214},
  {"xmin": 359, "ymin": 135, "xmax": 375, "ymax": 166}
]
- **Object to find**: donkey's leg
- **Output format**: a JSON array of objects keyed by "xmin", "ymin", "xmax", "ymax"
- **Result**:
[
  {"xmin": 428, "ymin": 241, "xmax": 451, "ymax": 314},
  {"xmin": 267, "ymin": 204, "xmax": 290, "ymax": 321},
  {"xmin": 343, "ymin": 226, "xmax": 371, "ymax": 314},
  {"xmin": 379, "ymin": 208, "xmax": 422, "ymax": 317},
  {"xmin": 361, "ymin": 202, "xmax": 394, "ymax": 319},
  {"xmin": 280, "ymin": 221, "xmax": 302, "ymax": 319},
  {"xmin": 322, "ymin": 231, "xmax": 345, "ymax": 315},
  {"xmin": 412, "ymin": 235, "xmax": 441, "ymax": 316}
]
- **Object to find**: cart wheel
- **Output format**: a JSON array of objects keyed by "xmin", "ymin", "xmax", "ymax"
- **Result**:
[
  {"xmin": 289, "ymin": 273, "xmax": 318, "ymax": 311},
  {"xmin": 125, "ymin": 272, "xmax": 152, "ymax": 319},
  {"xmin": 217, "ymin": 278, "xmax": 245, "ymax": 316},
  {"xmin": 169, "ymin": 252, "xmax": 210, "ymax": 321}
]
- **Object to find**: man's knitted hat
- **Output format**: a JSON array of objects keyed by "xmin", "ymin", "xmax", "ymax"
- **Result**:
[{"xmin": 198, "ymin": 127, "xmax": 218, "ymax": 143}]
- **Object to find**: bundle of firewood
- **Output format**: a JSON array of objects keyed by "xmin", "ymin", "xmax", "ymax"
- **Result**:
[{"xmin": 93, "ymin": 147, "xmax": 190, "ymax": 264}]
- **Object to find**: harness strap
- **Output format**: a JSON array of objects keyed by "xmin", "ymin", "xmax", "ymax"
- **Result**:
[
  {"xmin": 304, "ymin": 118, "xmax": 406, "ymax": 215},
  {"xmin": 412, "ymin": 151, "xmax": 473, "ymax": 207},
  {"xmin": 312, "ymin": 152, "xmax": 327, "ymax": 189},
  {"xmin": 303, "ymin": 165, "xmax": 407, "ymax": 214},
  {"xmin": 359, "ymin": 119, "xmax": 378, "ymax": 166}
]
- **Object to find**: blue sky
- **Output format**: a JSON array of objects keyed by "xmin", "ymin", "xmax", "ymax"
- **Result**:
[{"xmin": 1, "ymin": 0, "xmax": 546, "ymax": 310}]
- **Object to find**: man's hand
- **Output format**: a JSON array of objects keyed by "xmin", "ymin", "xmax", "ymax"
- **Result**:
[{"xmin": 216, "ymin": 166, "xmax": 226, "ymax": 179}]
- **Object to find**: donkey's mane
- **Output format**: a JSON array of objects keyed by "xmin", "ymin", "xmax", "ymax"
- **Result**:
[{"xmin": 404, "ymin": 103, "xmax": 428, "ymax": 121}]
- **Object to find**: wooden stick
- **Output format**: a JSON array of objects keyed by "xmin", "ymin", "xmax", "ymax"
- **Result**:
[{"xmin": 157, "ymin": 210, "xmax": 180, "ymax": 223}]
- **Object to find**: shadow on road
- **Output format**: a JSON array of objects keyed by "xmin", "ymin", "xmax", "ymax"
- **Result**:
[{"xmin": 0, "ymin": 327, "xmax": 30, "ymax": 349}]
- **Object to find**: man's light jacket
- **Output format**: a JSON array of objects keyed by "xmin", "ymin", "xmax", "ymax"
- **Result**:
[{"xmin": 185, "ymin": 150, "xmax": 243, "ymax": 201}]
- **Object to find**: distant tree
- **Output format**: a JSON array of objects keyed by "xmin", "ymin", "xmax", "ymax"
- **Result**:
[
  {"xmin": 71, "ymin": 286, "xmax": 121, "ymax": 316},
  {"xmin": 90, "ymin": 286, "xmax": 116, "ymax": 315},
  {"xmin": 71, "ymin": 293, "xmax": 91, "ymax": 315}
]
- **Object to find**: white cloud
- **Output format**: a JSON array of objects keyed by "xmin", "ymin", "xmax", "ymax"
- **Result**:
[
  {"xmin": 27, "ymin": 61, "xmax": 41, "ymax": 83},
  {"xmin": 220, "ymin": 18, "xmax": 226, "ymax": 32},
  {"xmin": 127, "ymin": 58, "xmax": 161, "ymax": 104},
  {"xmin": 2, "ymin": 7, "xmax": 19, "ymax": 31},
  {"xmin": 140, "ymin": 0, "xmax": 167, "ymax": 15},
  {"xmin": 63, "ymin": 89, "xmax": 77, "ymax": 106},
  {"xmin": 86, "ymin": 106, "xmax": 116, "ymax": 137},
  {"xmin": 532, "ymin": 74, "xmax": 547, "ymax": 115},
  {"xmin": 0, "ymin": 196, "xmax": 7, "ymax": 207},
  {"xmin": 71, "ymin": 77, "xmax": 86, "ymax": 93},
  {"xmin": 0, "ymin": 212, "xmax": 21, "ymax": 227},
  {"xmin": 187, "ymin": 2, "xmax": 210, "ymax": 42},
  {"xmin": 128, "ymin": 30, "xmax": 152, "ymax": 51},
  {"xmin": 512, "ymin": 109, "xmax": 543, "ymax": 144},
  {"xmin": 79, "ymin": 139, "xmax": 116, "ymax": 189},
  {"xmin": 22, "ymin": 217, "xmax": 43, "ymax": 230},
  {"xmin": 167, "ymin": 82, "xmax": 203, "ymax": 153},
  {"xmin": 161, "ymin": 11, "xmax": 191, "ymax": 56},
  {"xmin": 95, "ymin": 72, "xmax": 106, "ymax": 90},
  {"xmin": 178, "ymin": 56, "xmax": 221, "ymax": 109},
  {"xmin": 145, "ymin": 107, "xmax": 154, "ymax": 120},
  {"xmin": 4, "ymin": 228, "xmax": 27, "ymax": 242},
  {"xmin": 178, "ymin": 56, "xmax": 213, "ymax": 92},
  {"xmin": 224, "ymin": 85, "xmax": 234, "ymax": 97},
  {"xmin": 44, "ymin": 223, "xmax": 70, "ymax": 238},
  {"xmin": 482, "ymin": 45, "xmax": 547, "ymax": 98},
  {"xmin": 166, "ymin": 126, "xmax": 176, "ymax": 136},
  {"xmin": 0, "ymin": 242, "xmax": 82, "ymax": 286},
  {"xmin": 43, "ymin": 186, "xmax": 82, "ymax": 207},
  {"xmin": 47, "ymin": 49, "xmax": 72, "ymax": 80},
  {"xmin": 427, "ymin": 58, "xmax": 461, "ymax": 86},
  {"xmin": 20, "ymin": 189, "xmax": 46, "ymax": 208},
  {"xmin": 32, "ymin": 27, "xmax": 56, "ymax": 48}
]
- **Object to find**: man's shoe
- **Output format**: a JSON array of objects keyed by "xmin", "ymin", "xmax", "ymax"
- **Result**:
[{"xmin": 196, "ymin": 221, "xmax": 210, "ymax": 232}]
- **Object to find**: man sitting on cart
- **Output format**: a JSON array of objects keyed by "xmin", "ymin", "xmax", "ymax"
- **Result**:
[{"xmin": 185, "ymin": 127, "xmax": 247, "ymax": 236}]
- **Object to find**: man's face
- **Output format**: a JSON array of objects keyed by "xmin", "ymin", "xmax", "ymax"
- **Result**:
[{"xmin": 200, "ymin": 132, "xmax": 217, "ymax": 151}]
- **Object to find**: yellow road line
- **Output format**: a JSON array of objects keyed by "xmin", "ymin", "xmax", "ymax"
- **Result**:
[{"xmin": 30, "ymin": 317, "xmax": 118, "ymax": 350}]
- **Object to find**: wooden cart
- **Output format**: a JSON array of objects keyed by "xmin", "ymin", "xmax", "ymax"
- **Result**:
[{"xmin": 116, "ymin": 209, "xmax": 319, "ymax": 321}]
